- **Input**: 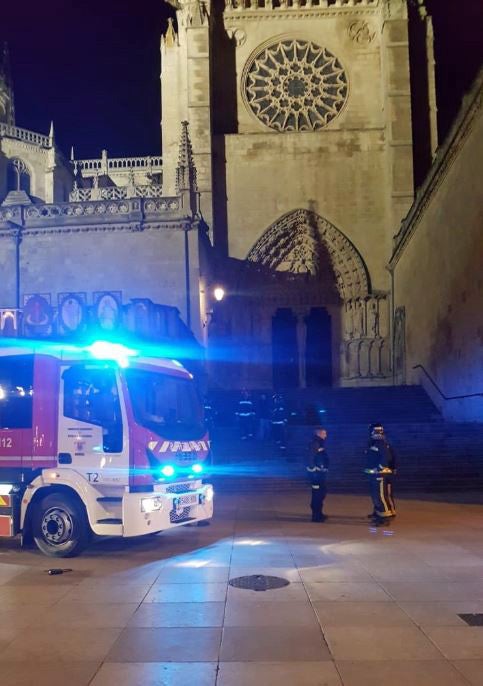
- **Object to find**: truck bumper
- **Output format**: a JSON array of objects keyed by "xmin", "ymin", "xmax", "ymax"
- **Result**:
[
  {"xmin": 0, "ymin": 491, "xmax": 20, "ymax": 538},
  {"xmin": 121, "ymin": 482, "xmax": 214, "ymax": 538}
]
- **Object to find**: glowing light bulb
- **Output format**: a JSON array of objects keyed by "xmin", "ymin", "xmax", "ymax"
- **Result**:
[{"xmin": 213, "ymin": 287, "xmax": 225, "ymax": 302}]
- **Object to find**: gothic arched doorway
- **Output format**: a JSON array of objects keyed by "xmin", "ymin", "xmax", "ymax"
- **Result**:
[{"xmin": 209, "ymin": 209, "xmax": 389, "ymax": 389}]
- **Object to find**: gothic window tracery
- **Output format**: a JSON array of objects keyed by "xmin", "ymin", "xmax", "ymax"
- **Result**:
[
  {"xmin": 7, "ymin": 158, "xmax": 31, "ymax": 194},
  {"xmin": 244, "ymin": 39, "xmax": 348, "ymax": 132}
]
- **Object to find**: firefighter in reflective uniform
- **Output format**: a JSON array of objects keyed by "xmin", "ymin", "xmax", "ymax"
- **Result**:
[
  {"xmin": 306, "ymin": 427, "xmax": 329, "ymax": 522},
  {"xmin": 365, "ymin": 423, "xmax": 396, "ymax": 525},
  {"xmin": 203, "ymin": 395, "xmax": 216, "ymax": 431},
  {"xmin": 271, "ymin": 394, "xmax": 288, "ymax": 450},
  {"xmin": 236, "ymin": 390, "xmax": 255, "ymax": 440}
]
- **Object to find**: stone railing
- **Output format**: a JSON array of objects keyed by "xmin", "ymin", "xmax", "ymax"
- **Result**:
[
  {"xmin": 0, "ymin": 196, "xmax": 181, "ymax": 231},
  {"xmin": 73, "ymin": 155, "xmax": 163, "ymax": 176},
  {"xmin": 0, "ymin": 123, "xmax": 51, "ymax": 148},
  {"xmin": 0, "ymin": 205, "xmax": 22, "ymax": 223},
  {"xmin": 224, "ymin": 0, "xmax": 378, "ymax": 11},
  {"xmin": 69, "ymin": 184, "xmax": 164, "ymax": 202}
]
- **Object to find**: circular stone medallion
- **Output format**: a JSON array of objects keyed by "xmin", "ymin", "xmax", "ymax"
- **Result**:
[{"xmin": 244, "ymin": 39, "xmax": 348, "ymax": 132}]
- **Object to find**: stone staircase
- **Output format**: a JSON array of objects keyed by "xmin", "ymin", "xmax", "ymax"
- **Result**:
[{"xmin": 208, "ymin": 386, "xmax": 483, "ymax": 493}]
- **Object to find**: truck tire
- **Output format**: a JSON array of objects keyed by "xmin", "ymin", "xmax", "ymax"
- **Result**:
[{"xmin": 32, "ymin": 492, "xmax": 90, "ymax": 558}]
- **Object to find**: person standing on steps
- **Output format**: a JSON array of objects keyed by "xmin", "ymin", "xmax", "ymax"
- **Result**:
[
  {"xmin": 364, "ymin": 422, "xmax": 396, "ymax": 525},
  {"xmin": 236, "ymin": 389, "xmax": 255, "ymax": 440},
  {"xmin": 306, "ymin": 427, "xmax": 329, "ymax": 522},
  {"xmin": 257, "ymin": 393, "xmax": 271, "ymax": 441},
  {"xmin": 271, "ymin": 393, "xmax": 288, "ymax": 450}
]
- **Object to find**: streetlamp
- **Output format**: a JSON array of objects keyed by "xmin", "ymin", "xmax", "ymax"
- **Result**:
[{"xmin": 213, "ymin": 286, "xmax": 225, "ymax": 303}]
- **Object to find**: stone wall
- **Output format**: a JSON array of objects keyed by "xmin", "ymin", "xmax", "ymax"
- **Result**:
[
  {"xmin": 0, "ymin": 197, "xmax": 204, "ymax": 341},
  {"xmin": 391, "ymin": 72, "xmax": 483, "ymax": 421},
  {"xmin": 222, "ymin": 129, "xmax": 390, "ymax": 289}
]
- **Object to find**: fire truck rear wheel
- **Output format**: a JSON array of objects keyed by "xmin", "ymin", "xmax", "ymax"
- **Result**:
[{"xmin": 32, "ymin": 493, "xmax": 90, "ymax": 558}]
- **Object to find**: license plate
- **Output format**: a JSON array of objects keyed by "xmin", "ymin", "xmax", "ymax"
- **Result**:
[{"xmin": 179, "ymin": 494, "xmax": 198, "ymax": 506}]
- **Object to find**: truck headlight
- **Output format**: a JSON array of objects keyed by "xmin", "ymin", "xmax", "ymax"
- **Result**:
[
  {"xmin": 205, "ymin": 486, "xmax": 214, "ymax": 502},
  {"xmin": 141, "ymin": 496, "xmax": 164, "ymax": 513},
  {"xmin": 191, "ymin": 463, "xmax": 203, "ymax": 474}
]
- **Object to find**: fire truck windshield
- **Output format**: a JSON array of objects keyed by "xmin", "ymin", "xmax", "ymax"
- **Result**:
[{"xmin": 124, "ymin": 368, "xmax": 205, "ymax": 439}]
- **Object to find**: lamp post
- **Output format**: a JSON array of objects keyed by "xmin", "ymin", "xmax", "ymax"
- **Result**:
[{"xmin": 213, "ymin": 286, "xmax": 225, "ymax": 303}]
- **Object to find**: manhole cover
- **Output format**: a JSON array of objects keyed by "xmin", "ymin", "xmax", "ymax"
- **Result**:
[
  {"xmin": 228, "ymin": 575, "xmax": 290, "ymax": 592},
  {"xmin": 459, "ymin": 613, "xmax": 483, "ymax": 626}
]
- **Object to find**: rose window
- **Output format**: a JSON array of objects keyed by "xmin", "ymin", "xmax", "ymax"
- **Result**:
[{"xmin": 244, "ymin": 39, "xmax": 348, "ymax": 132}]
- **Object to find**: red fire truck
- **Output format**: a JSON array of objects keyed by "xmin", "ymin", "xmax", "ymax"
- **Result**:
[{"xmin": 0, "ymin": 340, "xmax": 214, "ymax": 557}]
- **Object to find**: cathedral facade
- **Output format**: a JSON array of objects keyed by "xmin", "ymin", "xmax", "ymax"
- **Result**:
[
  {"xmin": 160, "ymin": 0, "xmax": 437, "ymax": 388},
  {"xmin": 2, "ymin": 1, "xmax": 480, "ymax": 414}
]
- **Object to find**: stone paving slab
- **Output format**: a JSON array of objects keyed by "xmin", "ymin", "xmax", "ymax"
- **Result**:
[{"xmin": 0, "ymin": 491, "xmax": 482, "ymax": 685}]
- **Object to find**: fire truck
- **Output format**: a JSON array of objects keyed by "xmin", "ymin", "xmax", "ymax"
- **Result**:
[{"xmin": 0, "ymin": 340, "xmax": 214, "ymax": 557}]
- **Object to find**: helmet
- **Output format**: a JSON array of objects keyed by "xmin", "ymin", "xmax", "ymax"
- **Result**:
[{"xmin": 369, "ymin": 422, "xmax": 384, "ymax": 436}]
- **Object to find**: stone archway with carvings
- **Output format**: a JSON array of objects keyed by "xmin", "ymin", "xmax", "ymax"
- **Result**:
[
  {"xmin": 211, "ymin": 209, "xmax": 389, "ymax": 389},
  {"xmin": 246, "ymin": 208, "xmax": 370, "ymax": 301}
]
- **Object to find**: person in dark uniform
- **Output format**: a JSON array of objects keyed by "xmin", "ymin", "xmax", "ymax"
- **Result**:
[
  {"xmin": 257, "ymin": 393, "xmax": 271, "ymax": 441},
  {"xmin": 271, "ymin": 393, "xmax": 288, "ymax": 450},
  {"xmin": 236, "ymin": 390, "xmax": 255, "ymax": 440},
  {"xmin": 203, "ymin": 394, "xmax": 216, "ymax": 431},
  {"xmin": 365, "ymin": 422, "xmax": 396, "ymax": 525},
  {"xmin": 306, "ymin": 427, "xmax": 329, "ymax": 522}
]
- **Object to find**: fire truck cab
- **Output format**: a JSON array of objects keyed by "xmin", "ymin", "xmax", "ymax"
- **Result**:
[{"xmin": 0, "ymin": 341, "xmax": 214, "ymax": 557}]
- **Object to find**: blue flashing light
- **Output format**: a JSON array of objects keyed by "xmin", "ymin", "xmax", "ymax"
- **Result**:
[
  {"xmin": 191, "ymin": 463, "xmax": 203, "ymax": 474},
  {"xmin": 161, "ymin": 465, "xmax": 175, "ymax": 477},
  {"xmin": 86, "ymin": 341, "xmax": 138, "ymax": 368}
]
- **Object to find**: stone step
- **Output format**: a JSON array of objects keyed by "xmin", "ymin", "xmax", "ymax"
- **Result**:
[{"xmin": 208, "ymin": 384, "xmax": 443, "ymax": 424}]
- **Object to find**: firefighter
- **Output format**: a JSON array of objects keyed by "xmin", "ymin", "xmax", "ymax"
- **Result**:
[
  {"xmin": 236, "ymin": 389, "xmax": 255, "ymax": 440},
  {"xmin": 306, "ymin": 427, "xmax": 329, "ymax": 522},
  {"xmin": 203, "ymin": 394, "xmax": 216, "ymax": 431},
  {"xmin": 270, "ymin": 393, "xmax": 288, "ymax": 450},
  {"xmin": 365, "ymin": 422, "xmax": 396, "ymax": 525},
  {"xmin": 257, "ymin": 393, "xmax": 271, "ymax": 441}
]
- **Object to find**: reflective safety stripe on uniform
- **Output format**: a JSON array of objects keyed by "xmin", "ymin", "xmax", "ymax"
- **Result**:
[
  {"xmin": 378, "ymin": 477, "xmax": 391, "ymax": 517},
  {"xmin": 375, "ymin": 477, "xmax": 392, "ymax": 518},
  {"xmin": 369, "ymin": 476, "xmax": 392, "ymax": 518},
  {"xmin": 386, "ymin": 477, "xmax": 396, "ymax": 514}
]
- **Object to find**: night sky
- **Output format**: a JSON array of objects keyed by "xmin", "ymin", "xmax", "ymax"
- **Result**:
[{"xmin": 2, "ymin": 0, "xmax": 482, "ymax": 160}]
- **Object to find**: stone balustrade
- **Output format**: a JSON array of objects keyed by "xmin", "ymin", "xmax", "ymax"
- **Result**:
[
  {"xmin": 0, "ymin": 195, "xmax": 182, "ymax": 231},
  {"xmin": 0, "ymin": 123, "xmax": 51, "ymax": 148},
  {"xmin": 69, "ymin": 184, "xmax": 164, "ymax": 202},
  {"xmin": 73, "ymin": 155, "xmax": 163, "ymax": 176},
  {"xmin": 224, "ymin": 0, "xmax": 378, "ymax": 11}
]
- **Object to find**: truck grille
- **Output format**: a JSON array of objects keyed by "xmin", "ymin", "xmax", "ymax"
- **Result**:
[
  {"xmin": 170, "ymin": 506, "xmax": 194, "ymax": 523},
  {"xmin": 166, "ymin": 482, "xmax": 197, "ymax": 494}
]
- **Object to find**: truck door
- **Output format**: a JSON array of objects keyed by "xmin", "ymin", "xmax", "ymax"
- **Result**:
[
  {"xmin": 57, "ymin": 364, "xmax": 129, "ymax": 486},
  {"xmin": 0, "ymin": 354, "xmax": 34, "ymax": 469}
]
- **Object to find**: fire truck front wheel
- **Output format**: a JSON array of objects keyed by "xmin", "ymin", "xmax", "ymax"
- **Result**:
[{"xmin": 32, "ymin": 492, "xmax": 90, "ymax": 558}]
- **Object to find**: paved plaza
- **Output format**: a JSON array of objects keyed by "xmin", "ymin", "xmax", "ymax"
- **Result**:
[{"xmin": 0, "ymin": 491, "xmax": 483, "ymax": 685}]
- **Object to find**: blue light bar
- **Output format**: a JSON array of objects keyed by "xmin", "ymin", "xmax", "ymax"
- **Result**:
[{"xmin": 86, "ymin": 341, "xmax": 138, "ymax": 367}]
